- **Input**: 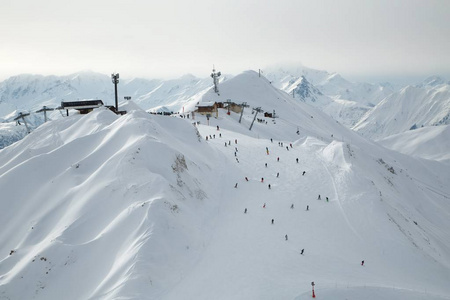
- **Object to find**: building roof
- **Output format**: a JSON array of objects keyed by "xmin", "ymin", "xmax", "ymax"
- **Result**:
[
  {"xmin": 196, "ymin": 101, "xmax": 216, "ymax": 107},
  {"xmin": 61, "ymin": 100, "xmax": 104, "ymax": 110}
]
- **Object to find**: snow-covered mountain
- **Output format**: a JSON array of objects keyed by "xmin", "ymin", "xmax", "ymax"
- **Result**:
[
  {"xmin": 0, "ymin": 71, "xmax": 218, "ymax": 149},
  {"xmin": 353, "ymin": 78, "xmax": 450, "ymax": 140},
  {"xmin": 1, "ymin": 71, "xmax": 449, "ymax": 299},
  {"xmin": 264, "ymin": 64, "xmax": 395, "ymax": 106},
  {"xmin": 378, "ymin": 125, "xmax": 450, "ymax": 164},
  {"xmin": 264, "ymin": 66, "xmax": 377, "ymax": 128}
]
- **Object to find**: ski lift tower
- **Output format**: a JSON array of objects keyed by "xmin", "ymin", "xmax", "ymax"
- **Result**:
[
  {"xmin": 35, "ymin": 106, "xmax": 54, "ymax": 122},
  {"xmin": 111, "ymin": 73, "xmax": 120, "ymax": 112},
  {"xmin": 14, "ymin": 112, "xmax": 31, "ymax": 133},
  {"xmin": 225, "ymin": 99, "xmax": 232, "ymax": 115},
  {"xmin": 239, "ymin": 102, "xmax": 249, "ymax": 123},
  {"xmin": 249, "ymin": 107, "xmax": 263, "ymax": 131},
  {"xmin": 211, "ymin": 66, "xmax": 221, "ymax": 94}
]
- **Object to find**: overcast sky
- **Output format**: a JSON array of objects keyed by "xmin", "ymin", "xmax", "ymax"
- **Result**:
[{"xmin": 1, "ymin": 0, "xmax": 449, "ymax": 83}]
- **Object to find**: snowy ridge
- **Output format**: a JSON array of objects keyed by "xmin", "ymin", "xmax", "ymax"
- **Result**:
[
  {"xmin": 264, "ymin": 65, "xmax": 389, "ymax": 129},
  {"xmin": 0, "ymin": 71, "xmax": 216, "ymax": 149},
  {"xmin": 265, "ymin": 64, "xmax": 395, "ymax": 106},
  {"xmin": 353, "ymin": 82, "xmax": 450, "ymax": 140},
  {"xmin": 0, "ymin": 105, "xmax": 232, "ymax": 299},
  {"xmin": 378, "ymin": 125, "xmax": 450, "ymax": 164}
]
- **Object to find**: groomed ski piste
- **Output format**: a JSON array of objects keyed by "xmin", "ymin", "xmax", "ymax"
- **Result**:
[{"xmin": 0, "ymin": 71, "xmax": 449, "ymax": 299}]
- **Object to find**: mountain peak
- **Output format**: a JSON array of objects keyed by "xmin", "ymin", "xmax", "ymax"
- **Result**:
[{"xmin": 420, "ymin": 75, "xmax": 448, "ymax": 87}]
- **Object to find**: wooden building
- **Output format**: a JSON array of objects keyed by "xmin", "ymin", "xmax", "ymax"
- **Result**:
[{"xmin": 196, "ymin": 101, "xmax": 218, "ymax": 118}]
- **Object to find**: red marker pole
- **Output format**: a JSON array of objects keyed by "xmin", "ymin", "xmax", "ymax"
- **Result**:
[{"xmin": 311, "ymin": 282, "xmax": 316, "ymax": 298}]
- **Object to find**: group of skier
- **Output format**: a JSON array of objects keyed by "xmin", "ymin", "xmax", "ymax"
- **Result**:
[{"xmin": 207, "ymin": 128, "xmax": 366, "ymax": 265}]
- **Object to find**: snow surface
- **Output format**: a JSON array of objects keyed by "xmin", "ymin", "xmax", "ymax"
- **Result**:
[
  {"xmin": 378, "ymin": 125, "xmax": 450, "ymax": 164},
  {"xmin": 1, "ymin": 71, "xmax": 450, "ymax": 300},
  {"xmin": 353, "ymin": 83, "xmax": 450, "ymax": 140}
]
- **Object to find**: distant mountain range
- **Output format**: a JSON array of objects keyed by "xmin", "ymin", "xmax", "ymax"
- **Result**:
[
  {"xmin": 353, "ymin": 78, "xmax": 450, "ymax": 140},
  {"xmin": 1, "ymin": 66, "xmax": 449, "ymax": 150},
  {"xmin": 263, "ymin": 66, "xmax": 450, "ymax": 140}
]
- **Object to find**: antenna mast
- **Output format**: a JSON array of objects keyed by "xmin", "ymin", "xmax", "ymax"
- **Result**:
[
  {"xmin": 111, "ymin": 73, "xmax": 120, "ymax": 112},
  {"xmin": 211, "ymin": 66, "xmax": 221, "ymax": 94}
]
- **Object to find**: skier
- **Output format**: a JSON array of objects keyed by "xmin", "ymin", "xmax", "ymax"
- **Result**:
[
  {"xmin": 225, "ymin": 142, "xmax": 227, "ymax": 147},
  {"xmin": 261, "ymin": 177, "xmax": 264, "ymax": 183},
  {"xmin": 219, "ymin": 133, "xmax": 222, "ymax": 137},
  {"xmin": 296, "ymin": 158, "xmax": 299, "ymax": 163},
  {"xmin": 206, "ymin": 136, "xmax": 208, "ymax": 141},
  {"xmin": 291, "ymin": 204, "xmax": 294, "ymax": 209},
  {"xmin": 263, "ymin": 203, "xmax": 266, "ymax": 208},
  {"xmin": 301, "ymin": 249, "xmax": 304, "ymax": 255},
  {"xmin": 306, "ymin": 205, "xmax": 309, "ymax": 211},
  {"xmin": 228, "ymin": 141, "xmax": 231, "ymax": 145},
  {"xmin": 236, "ymin": 158, "xmax": 239, "ymax": 163},
  {"xmin": 271, "ymin": 219, "xmax": 274, "ymax": 224},
  {"xmin": 244, "ymin": 208, "xmax": 247, "ymax": 214},
  {"xmin": 213, "ymin": 134, "xmax": 215, "ymax": 138},
  {"xmin": 234, "ymin": 183, "xmax": 238, "ymax": 188},
  {"xmin": 302, "ymin": 171, "xmax": 306, "ymax": 176},
  {"xmin": 286, "ymin": 146, "xmax": 289, "ymax": 151},
  {"xmin": 290, "ymin": 143, "xmax": 293, "ymax": 148},
  {"xmin": 318, "ymin": 194, "xmax": 321, "ymax": 200},
  {"xmin": 277, "ymin": 157, "xmax": 280, "ymax": 162},
  {"xmin": 235, "ymin": 152, "xmax": 237, "ymax": 157},
  {"xmin": 245, "ymin": 177, "xmax": 249, "ymax": 181},
  {"xmin": 217, "ymin": 125, "xmax": 220, "ymax": 130},
  {"xmin": 326, "ymin": 197, "xmax": 329, "ymax": 202},
  {"xmin": 277, "ymin": 172, "xmax": 279, "ymax": 178},
  {"xmin": 235, "ymin": 139, "xmax": 238, "ymax": 144},
  {"xmin": 270, "ymin": 138, "xmax": 273, "ymax": 143},
  {"xmin": 265, "ymin": 163, "xmax": 268, "ymax": 167},
  {"xmin": 361, "ymin": 260, "xmax": 364, "ymax": 266},
  {"xmin": 268, "ymin": 184, "xmax": 271, "ymax": 189},
  {"xmin": 285, "ymin": 234, "xmax": 288, "ymax": 241}
]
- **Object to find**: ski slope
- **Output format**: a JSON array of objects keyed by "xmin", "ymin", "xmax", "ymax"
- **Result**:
[{"xmin": 1, "ymin": 72, "xmax": 450, "ymax": 299}]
